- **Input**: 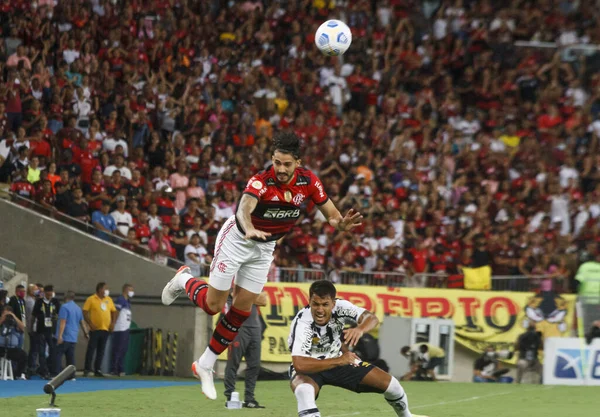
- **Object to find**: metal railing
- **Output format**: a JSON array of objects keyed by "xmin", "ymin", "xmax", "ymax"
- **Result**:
[
  {"xmin": 4, "ymin": 193, "xmax": 578, "ymax": 293},
  {"xmin": 274, "ymin": 268, "xmax": 571, "ymax": 292},
  {"xmin": 7, "ymin": 192, "xmax": 185, "ymax": 270},
  {"xmin": 0, "ymin": 256, "xmax": 17, "ymax": 282}
]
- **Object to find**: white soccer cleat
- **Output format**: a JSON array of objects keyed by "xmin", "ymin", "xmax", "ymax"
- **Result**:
[
  {"xmin": 192, "ymin": 360, "xmax": 217, "ymax": 400},
  {"xmin": 412, "ymin": 414, "xmax": 430, "ymax": 417},
  {"xmin": 161, "ymin": 265, "xmax": 192, "ymax": 306}
]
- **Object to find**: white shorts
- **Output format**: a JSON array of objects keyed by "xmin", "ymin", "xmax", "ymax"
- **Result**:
[{"xmin": 208, "ymin": 216, "xmax": 276, "ymax": 294}]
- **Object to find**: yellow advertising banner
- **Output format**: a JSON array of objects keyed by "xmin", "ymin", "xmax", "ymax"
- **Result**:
[{"xmin": 215, "ymin": 283, "xmax": 576, "ymax": 363}]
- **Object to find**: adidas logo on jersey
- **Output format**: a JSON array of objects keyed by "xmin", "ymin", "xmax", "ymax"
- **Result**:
[{"xmin": 271, "ymin": 196, "xmax": 280, "ymax": 201}]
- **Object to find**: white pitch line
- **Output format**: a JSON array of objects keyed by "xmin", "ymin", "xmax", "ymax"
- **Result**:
[
  {"xmin": 324, "ymin": 385, "xmax": 555, "ymax": 416},
  {"xmin": 411, "ymin": 385, "xmax": 556, "ymax": 410},
  {"xmin": 411, "ymin": 389, "xmax": 513, "ymax": 410}
]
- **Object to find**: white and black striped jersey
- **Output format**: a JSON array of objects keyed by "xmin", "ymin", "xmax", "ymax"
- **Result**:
[{"xmin": 288, "ymin": 299, "xmax": 366, "ymax": 360}]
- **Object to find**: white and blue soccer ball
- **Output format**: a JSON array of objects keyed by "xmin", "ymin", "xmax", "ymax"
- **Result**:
[{"xmin": 315, "ymin": 19, "xmax": 352, "ymax": 56}]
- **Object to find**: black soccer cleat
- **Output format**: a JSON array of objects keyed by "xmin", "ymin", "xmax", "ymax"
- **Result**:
[{"xmin": 243, "ymin": 400, "xmax": 265, "ymax": 408}]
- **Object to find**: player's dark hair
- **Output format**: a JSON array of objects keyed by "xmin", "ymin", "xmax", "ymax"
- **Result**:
[
  {"xmin": 272, "ymin": 131, "xmax": 301, "ymax": 159},
  {"xmin": 122, "ymin": 283, "xmax": 132, "ymax": 292},
  {"xmin": 309, "ymin": 280, "xmax": 336, "ymax": 300},
  {"xmin": 400, "ymin": 346, "xmax": 410, "ymax": 355},
  {"xmin": 43, "ymin": 285, "xmax": 54, "ymax": 292},
  {"xmin": 419, "ymin": 344, "xmax": 429, "ymax": 353},
  {"xmin": 16, "ymin": 285, "xmax": 24, "ymax": 291},
  {"xmin": 96, "ymin": 282, "xmax": 106, "ymax": 293}
]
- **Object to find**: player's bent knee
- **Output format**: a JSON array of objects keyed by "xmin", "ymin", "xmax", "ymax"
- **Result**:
[
  {"xmin": 384, "ymin": 376, "xmax": 403, "ymax": 398},
  {"xmin": 294, "ymin": 382, "xmax": 316, "ymax": 399}
]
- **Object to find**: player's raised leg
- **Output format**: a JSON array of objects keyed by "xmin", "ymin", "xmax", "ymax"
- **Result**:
[
  {"xmin": 161, "ymin": 217, "xmax": 240, "ymax": 313},
  {"xmin": 359, "ymin": 366, "xmax": 429, "ymax": 417}
]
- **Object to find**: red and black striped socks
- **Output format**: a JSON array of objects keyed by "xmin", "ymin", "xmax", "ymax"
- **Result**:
[
  {"xmin": 185, "ymin": 278, "xmax": 218, "ymax": 316},
  {"xmin": 208, "ymin": 306, "xmax": 251, "ymax": 354}
]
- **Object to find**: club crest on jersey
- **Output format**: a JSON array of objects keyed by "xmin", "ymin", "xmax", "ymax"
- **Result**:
[
  {"xmin": 284, "ymin": 190, "xmax": 293, "ymax": 202},
  {"xmin": 251, "ymin": 180, "xmax": 263, "ymax": 190},
  {"xmin": 293, "ymin": 193, "xmax": 306, "ymax": 205}
]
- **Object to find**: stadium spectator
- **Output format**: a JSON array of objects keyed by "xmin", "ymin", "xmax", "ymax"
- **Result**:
[
  {"xmin": 111, "ymin": 284, "xmax": 134, "ymax": 377},
  {"xmin": 91, "ymin": 201, "xmax": 117, "ymax": 242},
  {"xmin": 148, "ymin": 226, "xmax": 173, "ymax": 266},
  {"xmin": 83, "ymin": 282, "xmax": 116, "ymax": 378},
  {"xmin": 4, "ymin": 0, "xmax": 600, "ymax": 292},
  {"xmin": 111, "ymin": 195, "xmax": 133, "ymax": 238},
  {"xmin": 55, "ymin": 291, "xmax": 87, "ymax": 376}
]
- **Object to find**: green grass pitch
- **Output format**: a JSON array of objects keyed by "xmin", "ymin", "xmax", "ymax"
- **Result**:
[{"xmin": 2, "ymin": 379, "xmax": 598, "ymax": 417}]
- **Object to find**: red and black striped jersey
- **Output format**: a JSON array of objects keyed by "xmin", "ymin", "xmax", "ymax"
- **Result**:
[{"xmin": 238, "ymin": 166, "xmax": 328, "ymax": 242}]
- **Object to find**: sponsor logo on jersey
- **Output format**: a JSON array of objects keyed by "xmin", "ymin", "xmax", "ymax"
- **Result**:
[
  {"xmin": 217, "ymin": 262, "xmax": 228, "ymax": 273},
  {"xmin": 315, "ymin": 180, "xmax": 325, "ymax": 199},
  {"xmin": 296, "ymin": 175, "xmax": 310, "ymax": 186},
  {"xmin": 271, "ymin": 196, "xmax": 280, "ymax": 201},
  {"xmin": 263, "ymin": 208, "xmax": 301, "ymax": 219},
  {"xmin": 266, "ymin": 178, "xmax": 276, "ymax": 186},
  {"xmin": 284, "ymin": 190, "xmax": 293, "ymax": 202},
  {"xmin": 292, "ymin": 193, "xmax": 305, "ymax": 205}
]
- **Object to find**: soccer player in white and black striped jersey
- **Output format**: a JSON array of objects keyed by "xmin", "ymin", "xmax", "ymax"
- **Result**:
[{"xmin": 287, "ymin": 281, "xmax": 429, "ymax": 417}]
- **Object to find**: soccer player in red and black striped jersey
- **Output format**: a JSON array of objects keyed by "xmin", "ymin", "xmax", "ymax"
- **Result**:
[{"xmin": 161, "ymin": 132, "xmax": 362, "ymax": 400}]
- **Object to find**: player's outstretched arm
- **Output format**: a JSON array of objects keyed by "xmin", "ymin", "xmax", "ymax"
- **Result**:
[
  {"xmin": 317, "ymin": 200, "xmax": 362, "ymax": 232},
  {"xmin": 343, "ymin": 311, "xmax": 379, "ymax": 347},
  {"xmin": 293, "ymin": 351, "xmax": 361, "ymax": 374},
  {"xmin": 237, "ymin": 193, "xmax": 271, "ymax": 240}
]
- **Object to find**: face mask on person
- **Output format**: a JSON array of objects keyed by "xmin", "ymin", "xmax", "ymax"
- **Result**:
[
  {"xmin": 104, "ymin": 289, "xmax": 110, "ymax": 297},
  {"xmin": 4, "ymin": 297, "xmax": 9, "ymax": 304},
  {"xmin": 128, "ymin": 291, "xmax": 135, "ymax": 298},
  {"xmin": 34, "ymin": 290, "xmax": 40, "ymax": 297},
  {"xmin": 52, "ymin": 292, "xmax": 56, "ymax": 299}
]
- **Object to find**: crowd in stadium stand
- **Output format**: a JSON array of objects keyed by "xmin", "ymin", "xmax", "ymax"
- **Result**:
[{"xmin": 2, "ymin": 0, "xmax": 599, "ymax": 292}]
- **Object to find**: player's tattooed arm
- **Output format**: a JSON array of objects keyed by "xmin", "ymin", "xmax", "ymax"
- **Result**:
[
  {"xmin": 238, "ymin": 194, "xmax": 272, "ymax": 240},
  {"xmin": 343, "ymin": 311, "xmax": 379, "ymax": 347}
]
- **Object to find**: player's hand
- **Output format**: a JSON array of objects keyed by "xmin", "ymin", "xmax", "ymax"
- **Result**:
[
  {"xmin": 57, "ymin": 336, "xmax": 63, "ymax": 345},
  {"xmin": 338, "ymin": 351, "xmax": 361, "ymax": 367},
  {"xmin": 343, "ymin": 327, "xmax": 364, "ymax": 347},
  {"xmin": 244, "ymin": 229, "xmax": 272, "ymax": 241},
  {"xmin": 337, "ymin": 209, "xmax": 363, "ymax": 231}
]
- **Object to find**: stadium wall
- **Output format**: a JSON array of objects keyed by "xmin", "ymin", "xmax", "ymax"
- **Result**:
[{"xmin": 0, "ymin": 199, "xmax": 209, "ymax": 376}]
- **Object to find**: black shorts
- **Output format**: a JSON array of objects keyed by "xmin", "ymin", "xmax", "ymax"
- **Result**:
[
  {"xmin": 423, "ymin": 357, "xmax": 444, "ymax": 370},
  {"xmin": 289, "ymin": 361, "xmax": 380, "ymax": 396}
]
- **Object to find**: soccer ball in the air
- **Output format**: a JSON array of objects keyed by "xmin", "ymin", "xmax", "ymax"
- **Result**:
[{"xmin": 315, "ymin": 20, "xmax": 352, "ymax": 56}]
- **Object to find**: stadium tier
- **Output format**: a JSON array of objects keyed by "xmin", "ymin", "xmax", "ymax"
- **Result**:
[{"xmin": 2, "ymin": 0, "xmax": 600, "ymax": 293}]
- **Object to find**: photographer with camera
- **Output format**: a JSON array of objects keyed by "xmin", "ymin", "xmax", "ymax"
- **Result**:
[
  {"xmin": 0, "ymin": 302, "xmax": 28, "ymax": 379},
  {"xmin": 515, "ymin": 325, "xmax": 543, "ymax": 384},
  {"xmin": 473, "ymin": 346, "xmax": 514, "ymax": 383}
]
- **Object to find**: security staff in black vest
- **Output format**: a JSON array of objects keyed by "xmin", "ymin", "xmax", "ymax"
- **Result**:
[
  {"xmin": 223, "ymin": 291, "xmax": 267, "ymax": 409},
  {"xmin": 32, "ymin": 285, "xmax": 61, "ymax": 379},
  {"xmin": 8, "ymin": 285, "xmax": 27, "ymax": 348}
]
